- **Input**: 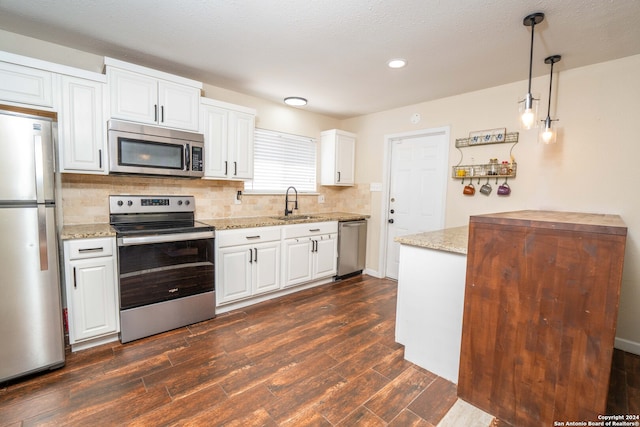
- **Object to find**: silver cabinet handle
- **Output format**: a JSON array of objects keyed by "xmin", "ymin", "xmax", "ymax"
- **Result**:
[{"xmin": 245, "ymin": 235, "xmax": 261, "ymax": 240}]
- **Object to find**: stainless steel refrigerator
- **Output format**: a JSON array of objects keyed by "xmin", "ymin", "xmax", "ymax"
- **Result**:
[{"xmin": 0, "ymin": 108, "xmax": 65, "ymax": 382}]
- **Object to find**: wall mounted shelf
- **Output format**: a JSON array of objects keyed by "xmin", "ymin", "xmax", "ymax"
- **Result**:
[{"xmin": 452, "ymin": 162, "xmax": 517, "ymax": 180}]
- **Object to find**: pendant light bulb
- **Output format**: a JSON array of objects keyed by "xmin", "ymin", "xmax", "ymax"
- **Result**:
[
  {"xmin": 540, "ymin": 117, "xmax": 556, "ymax": 144},
  {"xmin": 519, "ymin": 12, "xmax": 544, "ymax": 130},
  {"xmin": 540, "ymin": 55, "xmax": 561, "ymax": 144}
]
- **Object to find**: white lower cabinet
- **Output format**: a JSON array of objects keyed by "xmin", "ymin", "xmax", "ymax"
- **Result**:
[
  {"xmin": 216, "ymin": 221, "xmax": 338, "ymax": 310},
  {"xmin": 282, "ymin": 222, "xmax": 338, "ymax": 288},
  {"xmin": 63, "ymin": 237, "xmax": 119, "ymax": 351},
  {"xmin": 216, "ymin": 226, "xmax": 281, "ymax": 305}
]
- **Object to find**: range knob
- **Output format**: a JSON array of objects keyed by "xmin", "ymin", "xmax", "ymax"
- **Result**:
[
  {"xmin": 127, "ymin": 200, "xmax": 133, "ymax": 207},
  {"xmin": 177, "ymin": 200, "xmax": 183, "ymax": 206},
  {"xmin": 185, "ymin": 200, "xmax": 190, "ymax": 206},
  {"xmin": 117, "ymin": 200, "xmax": 123, "ymax": 206}
]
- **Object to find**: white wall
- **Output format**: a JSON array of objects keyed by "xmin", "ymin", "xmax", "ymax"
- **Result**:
[{"xmin": 342, "ymin": 54, "xmax": 640, "ymax": 352}]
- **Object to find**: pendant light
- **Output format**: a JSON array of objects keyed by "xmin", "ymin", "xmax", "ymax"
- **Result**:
[
  {"xmin": 518, "ymin": 12, "xmax": 545, "ymax": 130},
  {"xmin": 540, "ymin": 55, "xmax": 561, "ymax": 144}
]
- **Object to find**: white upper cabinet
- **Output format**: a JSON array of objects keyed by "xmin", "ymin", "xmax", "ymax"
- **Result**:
[
  {"xmin": 58, "ymin": 75, "xmax": 108, "ymax": 174},
  {"xmin": 320, "ymin": 129, "xmax": 356, "ymax": 186},
  {"xmin": 0, "ymin": 61, "xmax": 53, "ymax": 108},
  {"xmin": 105, "ymin": 57, "xmax": 202, "ymax": 131},
  {"xmin": 200, "ymin": 97, "xmax": 256, "ymax": 180}
]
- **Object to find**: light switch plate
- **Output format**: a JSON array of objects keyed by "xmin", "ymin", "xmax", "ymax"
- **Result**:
[{"xmin": 318, "ymin": 194, "xmax": 325, "ymax": 203}]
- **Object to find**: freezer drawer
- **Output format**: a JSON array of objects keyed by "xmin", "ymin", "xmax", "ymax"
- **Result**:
[{"xmin": 337, "ymin": 220, "xmax": 367, "ymax": 278}]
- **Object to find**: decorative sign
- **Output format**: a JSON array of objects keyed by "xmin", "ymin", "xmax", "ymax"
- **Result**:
[{"xmin": 469, "ymin": 128, "xmax": 506, "ymax": 145}]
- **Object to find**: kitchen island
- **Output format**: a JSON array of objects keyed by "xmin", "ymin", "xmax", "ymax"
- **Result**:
[{"xmin": 394, "ymin": 226, "xmax": 468, "ymax": 383}]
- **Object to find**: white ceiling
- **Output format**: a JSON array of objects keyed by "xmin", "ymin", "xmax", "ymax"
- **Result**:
[{"xmin": 1, "ymin": 0, "xmax": 639, "ymax": 119}]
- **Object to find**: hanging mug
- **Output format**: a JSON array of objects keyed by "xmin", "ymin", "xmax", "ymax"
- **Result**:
[
  {"xmin": 480, "ymin": 182, "xmax": 492, "ymax": 195},
  {"xmin": 498, "ymin": 182, "xmax": 511, "ymax": 196},
  {"xmin": 463, "ymin": 183, "xmax": 475, "ymax": 195}
]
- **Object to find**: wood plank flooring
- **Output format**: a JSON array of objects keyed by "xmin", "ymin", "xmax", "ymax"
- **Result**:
[{"xmin": 0, "ymin": 275, "xmax": 637, "ymax": 426}]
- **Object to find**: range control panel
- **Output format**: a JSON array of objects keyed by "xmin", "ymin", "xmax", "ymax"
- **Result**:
[{"xmin": 109, "ymin": 195, "xmax": 195, "ymax": 214}]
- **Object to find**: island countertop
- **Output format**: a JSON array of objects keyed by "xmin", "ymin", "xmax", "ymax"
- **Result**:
[{"xmin": 395, "ymin": 226, "xmax": 469, "ymax": 255}]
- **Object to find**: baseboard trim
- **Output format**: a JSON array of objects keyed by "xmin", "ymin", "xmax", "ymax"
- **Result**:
[
  {"xmin": 363, "ymin": 268, "xmax": 383, "ymax": 278},
  {"xmin": 615, "ymin": 337, "xmax": 640, "ymax": 356}
]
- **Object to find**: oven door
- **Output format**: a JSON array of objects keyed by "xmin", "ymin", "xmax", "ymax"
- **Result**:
[{"xmin": 117, "ymin": 231, "xmax": 214, "ymax": 310}]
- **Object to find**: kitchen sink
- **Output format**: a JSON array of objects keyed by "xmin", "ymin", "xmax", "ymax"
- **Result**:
[{"xmin": 271, "ymin": 214, "xmax": 322, "ymax": 221}]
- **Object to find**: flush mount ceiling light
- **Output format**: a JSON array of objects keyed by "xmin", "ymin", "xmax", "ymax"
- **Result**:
[
  {"xmin": 387, "ymin": 58, "xmax": 407, "ymax": 69},
  {"xmin": 540, "ymin": 54, "xmax": 562, "ymax": 144},
  {"xmin": 284, "ymin": 97, "xmax": 307, "ymax": 107},
  {"xmin": 518, "ymin": 12, "xmax": 545, "ymax": 130}
]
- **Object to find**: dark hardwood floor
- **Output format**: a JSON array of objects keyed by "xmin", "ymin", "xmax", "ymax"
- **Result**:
[{"xmin": 0, "ymin": 275, "xmax": 637, "ymax": 426}]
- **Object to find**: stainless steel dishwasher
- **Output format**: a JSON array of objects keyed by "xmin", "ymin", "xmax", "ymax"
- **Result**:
[{"xmin": 336, "ymin": 220, "xmax": 367, "ymax": 278}]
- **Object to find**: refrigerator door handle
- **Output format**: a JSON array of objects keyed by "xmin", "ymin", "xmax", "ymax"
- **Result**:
[
  {"xmin": 34, "ymin": 134, "xmax": 45, "ymax": 204},
  {"xmin": 37, "ymin": 205, "xmax": 49, "ymax": 271}
]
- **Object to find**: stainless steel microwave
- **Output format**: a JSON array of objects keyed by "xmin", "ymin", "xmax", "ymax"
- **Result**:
[{"xmin": 108, "ymin": 120, "xmax": 204, "ymax": 178}]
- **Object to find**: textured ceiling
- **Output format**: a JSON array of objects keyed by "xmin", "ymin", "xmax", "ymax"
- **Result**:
[{"xmin": 0, "ymin": 0, "xmax": 639, "ymax": 119}]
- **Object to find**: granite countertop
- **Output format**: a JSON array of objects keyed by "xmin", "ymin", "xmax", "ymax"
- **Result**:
[
  {"xmin": 201, "ymin": 212, "xmax": 369, "ymax": 230},
  {"xmin": 395, "ymin": 226, "xmax": 469, "ymax": 255},
  {"xmin": 60, "ymin": 212, "xmax": 369, "ymax": 239},
  {"xmin": 60, "ymin": 223, "xmax": 116, "ymax": 240}
]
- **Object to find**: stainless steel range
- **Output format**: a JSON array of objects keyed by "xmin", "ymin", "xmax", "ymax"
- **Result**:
[{"xmin": 110, "ymin": 195, "xmax": 215, "ymax": 343}]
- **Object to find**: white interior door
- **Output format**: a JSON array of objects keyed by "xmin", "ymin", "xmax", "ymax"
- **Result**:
[{"xmin": 384, "ymin": 128, "xmax": 449, "ymax": 279}]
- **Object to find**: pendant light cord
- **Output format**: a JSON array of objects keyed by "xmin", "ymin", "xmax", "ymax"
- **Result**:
[
  {"xmin": 527, "ymin": 17, "xmax": 536, "ymax": 93},
  {"xmin": 546, "ymin": 60, "xmax": 554, "ymax": 119}
]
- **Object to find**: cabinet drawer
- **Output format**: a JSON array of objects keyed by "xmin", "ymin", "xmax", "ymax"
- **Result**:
[
  {"xmin": 217, "ymin": 226, "xmax": 281, "ymax": 248},
  {"xmin": 67, "ymin": 237, "xmax": 114, "ymax": 260},
  {"xmin": 283, "ymin": 221, "xmax": 338, "ymax": 239}
]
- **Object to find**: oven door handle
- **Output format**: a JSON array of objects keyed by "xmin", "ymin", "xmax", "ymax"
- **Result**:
[{"xmin": 118, "ymin": 231, "xmax": 215, "ymax": 246}]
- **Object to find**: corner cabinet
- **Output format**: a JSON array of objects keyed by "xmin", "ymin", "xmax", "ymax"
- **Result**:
[
  {"xmin": 63, "ymin": 237, "xmax": 119, "ymax": 351},
  {"xmin": 458, "ymin": 210, "xmax": 627, "ymax": 427},
  {"xmin": 105, "ymin": 57, "xmax": 202, "ymax": 131},
  {"xmin": 216, "ymin": 226, "xmax": 281, "ymax": 304},
  {"xmin": 320, "ymin": 129, "xmax": 356, "ymax": 186},
  {"xmin": 200, "ymin": 97, "xmax": 256, "ymax": 180},
  {"xmin": 58, "ymin": 75, "xmax": 108, "ymax": 174}
]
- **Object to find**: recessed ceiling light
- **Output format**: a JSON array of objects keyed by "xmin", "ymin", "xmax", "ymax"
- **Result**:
[
  {"xmin": 388, "ymin": 58, "xmax": 407, "ymax": 69},
  {"xmin": 284, "ymin": 97, "xmax": 308, "ymax": 106}
]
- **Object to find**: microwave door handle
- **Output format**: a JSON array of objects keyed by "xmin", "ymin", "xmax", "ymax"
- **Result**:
[{"xmin": 185, "ymin": 144, "xmax": 190, "ymax": 171}]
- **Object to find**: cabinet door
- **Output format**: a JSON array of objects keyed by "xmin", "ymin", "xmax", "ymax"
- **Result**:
[
  {"xmin": 336, "ymin": 134, "xmax": 355, "ymax": 185},
  {"xmin": 108, "ymin": 68, "xmax": 158, "ymax": 125},
  {"xmin": 218, "ymin": 246, "xmax": 252, "ymax": 303},
  {"xmin": 0, "ymin": 61, "xmax": 53, "ymax": 107},
  {"xmin": 313, "ymin": 235, "xmax": 338, "ymax": 279},
  {"xmin": 282, "ymin": 238, "xmax": 313, "ymax": 288},
  {"xmin": 201, "ymin": 104, "xmax": 229, "ymax": 178},
  {"xmin": 68, "ymin": 257, "xmax": 117, "ymax": 342},
  {"xmin": 158, "ymin": 80, "xmax": 200, "ymax": 131},
  {"xmin": 253, "ymin": 242, "xmax": 280, "ymax": 295},
  {"xmin": 59, "ymin": 76, "xmax": 106, "ymax": 173},
  {"xmin": 228, "ymin": 110, "xmax": 255, "ymax": 179}
]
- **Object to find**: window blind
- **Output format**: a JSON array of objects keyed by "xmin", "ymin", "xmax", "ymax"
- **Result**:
[{"xmin": 245, "ymin": 128, "xmax": 317, "ymax": 193}]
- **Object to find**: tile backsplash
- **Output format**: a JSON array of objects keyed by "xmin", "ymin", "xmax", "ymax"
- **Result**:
[{"xmin": 60, "ymin": 174, "xmax": 370, "ymax": 225}]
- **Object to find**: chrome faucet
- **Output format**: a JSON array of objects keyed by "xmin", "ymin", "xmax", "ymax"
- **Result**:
[{"xmin": 284, "ymin": 186, "xmax": 298, "ymax": 216}]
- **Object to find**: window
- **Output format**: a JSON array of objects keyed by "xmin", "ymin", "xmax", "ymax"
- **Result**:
[{"xmin": 245, "ymin": 128, "xmax": 317, "ymax": 193}]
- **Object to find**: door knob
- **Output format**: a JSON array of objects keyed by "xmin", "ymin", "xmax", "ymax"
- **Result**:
[
  {"xmin": 388, "ymin": 219, "xmax": 394, "ymax": 224},
  {"xmin": 390, "ymin": 209, "xmax": 395, "ymax": 214}
]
